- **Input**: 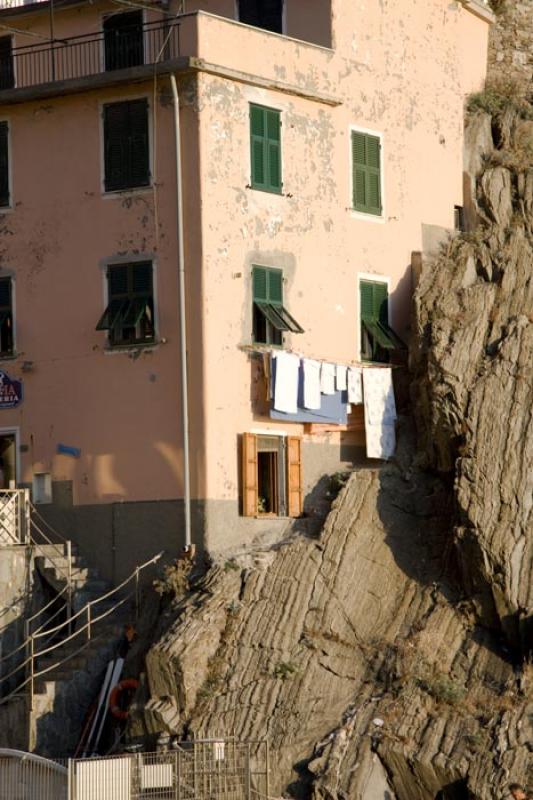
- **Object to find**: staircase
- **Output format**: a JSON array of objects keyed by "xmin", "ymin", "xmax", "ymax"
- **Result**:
[{"xmin": 29, "ymin": 542, "xmax": 131, "ymax": 756}]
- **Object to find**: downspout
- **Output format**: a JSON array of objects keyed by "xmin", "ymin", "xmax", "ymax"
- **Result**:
[{"xmin": 170, "ymin": 73, "xmax": 192, "ymax": 552}]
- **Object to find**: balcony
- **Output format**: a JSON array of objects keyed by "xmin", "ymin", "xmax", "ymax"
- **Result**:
[{"xmin": 0, "ymin": 10, "xmax": 336, "ymax": 106}]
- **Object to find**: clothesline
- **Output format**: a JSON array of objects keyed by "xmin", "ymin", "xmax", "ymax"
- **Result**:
[{"xmin": 239, "ymin": 343, "xmax": 401, "ymax": 369}]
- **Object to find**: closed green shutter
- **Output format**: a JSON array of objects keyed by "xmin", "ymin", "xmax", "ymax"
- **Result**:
[
  {"xmin": 360, "ymin": 280, "xmax": 374, "ymax": 320},
  {"xmin": 0, "ymin": 121, "xmax": 9, "ymax": 207},
  {"xmin": 132, "ymin": 261, "xmax": 153, "ymax": 295},
  {"xmin": 250, "ymin": 104, "xmax": 282, "ymax": 193},
  {"xmin": 373, "ymin": 281, "xmax": 388, "ymax": 324},
  {"xmin": 109, "ymin": 264, "xmax": 129, "ymax": 297},
  {"xmin": 352, "ymin": 131, "xmax": 382, "ymax": 216},
  {"xmin": 104, "ymin": 99, "xmax": 150, "ymax": 192},
  {"xmin": 253, "ymin": 266, "xmax": 268, "ymax": 302},
  {"xmin": 267, "ymin": 269, "xmax": 282, "ymax": 304}
]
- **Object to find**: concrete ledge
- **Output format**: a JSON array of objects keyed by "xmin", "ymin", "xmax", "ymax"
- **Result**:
[{"xmin": 459, "ymin": 0, "xmax": 496, "ymax": 24}]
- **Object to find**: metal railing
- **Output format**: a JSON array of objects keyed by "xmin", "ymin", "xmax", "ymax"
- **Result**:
[
  {"xmin": 0, "ymin": 551, "xmax": 162, "ymax": 709},
  {"xmin": 1, "ymin": 19, "xmax": 180, "ymax": 91},
  {"xmin": 0, "ymin": 740, "xmax": 269, "ymax": 800},
  {"xmin": 0, "ymin": 488, "xmax": 30, "ymax": 544}
]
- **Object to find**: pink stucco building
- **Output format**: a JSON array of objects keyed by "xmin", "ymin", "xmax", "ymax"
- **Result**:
[{"xmin": 0, "ymin": 0, "xmax": 492, "ymax": 579}]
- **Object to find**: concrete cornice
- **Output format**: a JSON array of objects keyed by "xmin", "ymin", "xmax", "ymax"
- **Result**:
[{"xmin": 459, "ymin": 0, "xmax": 496, "ymax": 24}]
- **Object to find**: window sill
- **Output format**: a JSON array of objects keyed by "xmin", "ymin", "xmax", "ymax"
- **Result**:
[
  {"xmin": 247, "ymin": 184, "xmax": 284, "ymax": 197},
  {"xmin": 0, "ymin": 352, "xmax": 18, "ymax": 361},
  {"xmin": 103, "ymin": 340, "xmax": 160, "ymax": 355},
  {"xmin": 240, "ymin": 343, "xmax": 285, "ymax": 354},
  {"xmin": 102, "ymin": 185, "xmax": 153, "ymax": 199},
  {"xmin": 0, "ymin": 204, "xmax": 13, "ymax": 214},
  {"xmin": 350, "ymin": 209, "xmax": 385, "ymax": 224}
]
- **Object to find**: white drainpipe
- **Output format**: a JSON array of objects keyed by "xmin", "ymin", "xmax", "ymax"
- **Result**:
[{"xmin": 170, "ymin": 74, "xmax": 192, "ymax": 552}]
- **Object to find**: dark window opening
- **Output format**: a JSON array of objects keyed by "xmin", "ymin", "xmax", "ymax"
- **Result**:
[
  {"xmin": 454, "ymin": 205, "xmax": 465, "ymax": 232},
  {"xmin": 103, "ymin": 98, "xmax": 150, "ymax": 192},
  {"xmin": 0, "ymin": 278, "xmax": 13, "ymax": 356},
  {"xmin": 360, "ymin": 280, "xmax": 405, "ymax": 364},
  {"xmin": 238, "ymin": 0, "xmax": 283, "ymax": 34},
  {"xmin": 0, "ymin": 37, "xmax": 14, "ymax": 91},
  {"xmin": 96, "ymin": 261, "xmax": 155, "ymax": 347},
  {"xmin": 0, "ymin": 434, "xmax": 16, "ymax": 489},
  {"xmin": 104, "ymin": 11, "xmax": 144, "ymax": 72},
  {"xmin": 257, "ymin": 435, "xmax": 286, "ymax": 516},
  {"xmin": 0, "ymin": 121, "xmax": 9, "ymax": 208},
  {"xmin": 252, "ymin": 266, "xmax": 303, "ymax": 346}
]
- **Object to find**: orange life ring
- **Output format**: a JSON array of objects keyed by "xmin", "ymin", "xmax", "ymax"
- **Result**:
[{"xmin": 109, "ymin": 678, "xmax": 139, "ymax": 720}]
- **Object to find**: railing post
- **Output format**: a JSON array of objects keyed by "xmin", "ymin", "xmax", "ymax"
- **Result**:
[
  {"xmin": 66, "ymin": 540, "xmax": 73, "ymax": 635},
  {"xmin": 24, "ymin": 489, "xmax": 31, "ymax": 544},
  {"xmin": 266, "ymin": 739, "xmax": 270, "ymax": 800},
  {"xmin": 29, "ymin": 636, "xmax": 34, "ymax": 711},
  {"xmin": 135, "ymin": 566, "xmax": 140, "ymax": 620},
  {"xmin": 245, "ymin": 743, "xmax": 251, "ymax": 800},
  {"xmin": 87, "ymin": 603, "xmax": 91, "ymax": 641},
  {"xmin": 176, "ymin": 749, "xmax": 180, "ymax": 800},
  {"xmin": 68, "ymin": 758, "xmax": 73, "ymax": 800}
]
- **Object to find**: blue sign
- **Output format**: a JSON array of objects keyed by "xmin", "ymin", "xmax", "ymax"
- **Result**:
[{"xmin": 0, "ymin": 370, "xmax": 23, "ymax": 409}]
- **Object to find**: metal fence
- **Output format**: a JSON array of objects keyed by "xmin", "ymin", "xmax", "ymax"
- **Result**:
[
  {"xmin": 0, "ymin": 741, "xmax": 270, "ymax": 800},
  {"xmin": 0, "ymin": 489, "xmax": 30, "ymax": 545},
  {"xmin": 1, "ymin": 20, "xmax": 180, "ymax": 91}
]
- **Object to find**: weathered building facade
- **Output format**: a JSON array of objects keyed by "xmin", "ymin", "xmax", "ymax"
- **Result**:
[{"xmin": 0, "ymin": 0, "xmax": 492, "ymax": 578}]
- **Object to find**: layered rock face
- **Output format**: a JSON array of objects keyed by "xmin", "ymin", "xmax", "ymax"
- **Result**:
[{"xmin": 410, "ymin": 103, "xmax": 533, "ymax": 654}]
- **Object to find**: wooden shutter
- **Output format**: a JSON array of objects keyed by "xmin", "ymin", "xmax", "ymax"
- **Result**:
[
  {"xmin": 0, "ymin": 37, "xmax": 14, "ymax": 91},
  {"xmin": 373, "ymin": 281, "xmax": 388, "ymax": 325},
  {"xmin": 132, "ymin": 261, "xmax": 153, "ymax": 295},
  {"xmin": 266, "ymin": 109, "xmax": 281, "ymax": 191},
  {"xmin": 253, "ymin": 266, "xmax": 268, "ymax": 301},
  {"xmin": 267, "ymin": 269, "xmax": 283, "ymax": 304},
  {"xmin": 250, "ymin": 105, "xmax": 266, "ymax": 189},
  {"xmin": 286, "ymin": 436, "xmax": 303, "ymax": 517},
  {"xmin": 360, "ymin": 280, "xmax": 374, "ymax": 320},
  {"xmin": 0, "ymin": 121, "xmax": 9, "ymax": 207},
  {"xmin": 127, "ymin": 99, "xmax": 150, "ymax": 189},
  {"xmin": 242, "ymin": 433, "xmax": 258, "ymax": 517},
  {"xmin": 352, "ymin": 131, "xmax": 381, "ymax": 215}
]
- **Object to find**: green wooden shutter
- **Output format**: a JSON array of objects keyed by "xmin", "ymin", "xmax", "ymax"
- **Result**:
[
  {"xmin": 352, "ymin": 131, "xmax": 382, "ymax": 215},
  {"xmin": 360, "ymin": 281, "xmax": 374, "ymax": 320},
  {"xmin": 267, "ymin": 268, "xmax": 282, "ymax": 304},
  {"xmin": 253, "ymin": 267, "xmax": 268, "ymax": 301},
  {"xmin": 0, "ymin": 277, "xmax": 11, "ymax": 309},
  {"xmin": 104, "ymin": 100, "xmax": 149, "ymax": 192},
  {"xmin": 373, "ymin": 281, "xmax": 388, "ymax": 324},
  {"xmin": 0, "ymin": 122, "xmax": 9, "ymax": 207},
  {"xmin": 132, "ymin": 261, "xmax": 153, "ymax": 295},
  {"xmin": 109, "ymin": 265, "xmax": 129, "ymax": 297},
  {"xmin": 250, "ymin": 104, "xmax": 281, "ymax": 193}
]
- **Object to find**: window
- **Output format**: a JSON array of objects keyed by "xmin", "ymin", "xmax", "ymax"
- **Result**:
[
  {"xmin": 242, "ymin": 433, "xmax": 302, "ymax": 517},
  {"xmin": 0, "ymin": 278, "xmax": 13, "ymax": 356},
  {"xmin": 454, "ymin": 205, "xmax": 465, "ymax": 232},
  {"xmin": 96, "ymin": 261, "xmax": 155, "ymax": 347},
  {"xmin": 104, "ymin": 11, "xmax": 144, "ymax": 72},
  {"xmin": 250, "ymin": 104, "xmax": 282, "ymax": 194},
  {"xmin": 103, "ymin": 99, "xmax": 150, "ymax": 192},
  {"xmin": 352, "ymin": 131, "xmax": 382, "ymax": 216},
  {"xmin": 252, "ymin": 266, "xmax": 303, "ymax": 346},
  {"xmin": 0, "ymin": 121, "xmax": 9, "ymax": 208},
  {"xmin": 238, "ymin": 0, "xmax": 283, "ymax": 33},
  {"xmin": 0, "ymin": 37, "xmax": 14, "ymax": 91},
  {"xmin": 360, "ymin": 280, "xmax": 405, "ymax": 363},
  {"xmin": 33, "ymin": 473, "xmax": 52, "ymax": 505}
]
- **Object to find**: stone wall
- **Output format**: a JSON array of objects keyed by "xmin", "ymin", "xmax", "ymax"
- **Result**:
[{"xmin": 487, "ymin": 0, "xmax": 533, "ymax": 91}]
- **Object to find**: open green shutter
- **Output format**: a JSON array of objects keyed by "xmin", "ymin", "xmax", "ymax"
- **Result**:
[
  {"xmin": 253, "ymin": 267, "xmax": 268, "ymax": 301},
  {"xmin": 360, "ymin": 281, "xmax": 374, "ymax": 320},
  {"xmin": 373, "ymin": 281, "xmax": 388, "ymax": 324},
  {"xmin": 267, "ymin": 269, "xmax": 282, "ymax": 304},
  {"xmin": 0, "ymin": 122, "xmax": 9, "ymax": 207}
]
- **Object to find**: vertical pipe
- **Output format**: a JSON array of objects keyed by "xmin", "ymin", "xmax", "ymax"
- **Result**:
[{"xmin": 170, "ymin": 73, "xmax": 192, "ymax": 551}]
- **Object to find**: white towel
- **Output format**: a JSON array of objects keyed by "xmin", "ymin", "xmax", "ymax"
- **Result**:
[
  {"xmin": 347, "ymin": 367, "xmax": 363, "ymax": 404},
  {"xmin": 320, "ymin": 363, "xmax": 336, "ymax": 395},
  {"xmin": 303, "ymin": 359, "xmax": 321, "ymax": 410},
  {"xmin": 363, "ymin": 368, "xmax": 397, "ymax": 425},
  {"xmin": 335, "ymin": 364, "xmax": 347, "ymax": 391},
  {"xmin": 273, "ymin": 351, "xmax": 300, "ymax": 414},
  {"xmin": 362, "ymin": 368, "xmax": 397, "ymax": 459}
]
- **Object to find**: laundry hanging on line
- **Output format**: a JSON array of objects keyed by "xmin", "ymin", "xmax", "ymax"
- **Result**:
[{"xmin": 362, "ymin": 367, "xmax": 397, "ymax": 459}]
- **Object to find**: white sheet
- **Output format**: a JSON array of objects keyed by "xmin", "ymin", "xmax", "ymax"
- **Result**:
[
  {"xmin": 347, "ymin": 367, "xmax": 363, "ymax": 404},
  {"xmin": 335, "ymin": 364, "xmax": 347, "ymax": 391},
  {"xmin": 303, "ymin": 359, "xmax": 321, "ymax": 410},
  {"xmin": 320, "ymin": 362, "xmax": 336, "ymax": 395},
  {"xmin": 273, "ymin": 351, "xmax": 300, "ymax": 414},
  {"xmin": 363, "ymin": 368, "xmax": 397, "ymax": 459}
]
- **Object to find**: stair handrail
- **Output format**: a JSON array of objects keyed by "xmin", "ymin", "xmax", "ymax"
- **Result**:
[
  {"xmin": 0, "ymin": 584, "xmax": 70, "ymax": 667},
  {"xmin": 0, "ymin": 551, "xmax": 164, "ymax": 707}
]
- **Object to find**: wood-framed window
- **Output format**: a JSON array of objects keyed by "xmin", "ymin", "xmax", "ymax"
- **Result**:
[
  {"xmin": 0, "ymin": 121, "xmax": 9, "ymax": 208},
  {"xmin": 250, "ymin": 104, "xmax": 282, "ymax": 194},
  {"xmin": 103, "ymin": 98, "xmax": 150, "ymax": 192},
  {"xmin": 103, "ymin": 11, "xmax": 144, "ymax": 72},
  {"xmin": 0, "ymin": 277, "xmax": 13, "ymax": 356},
  {"xmin": 252, "ymin": 266, "xmax": 303, "ymax": 346},
  {"xmin": 360, "ymin": 279, "xmax": 404, "ymax": 363},
  {"xmin": 242, "ymin": 433, "xmax": 302, "ymax": 518},
  {"xmin": 0, "ymin": 37, "xmax": 14, "ymax": 91},
  {"xmin": 96, "ymin": 261, "xmax": 155, "ymax": 347},
  {"xmin": 238, "ymin": 0, "xmax": 283, "ymax": 34},
  {"xmin": 352, "ymin": 131, "xmax": 382, "ymax": 216}
]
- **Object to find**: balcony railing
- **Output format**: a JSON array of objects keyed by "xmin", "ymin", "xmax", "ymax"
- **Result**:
[{"xmin": 0, "ymin": 19, "xmax": 180, "ymax": 92}]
